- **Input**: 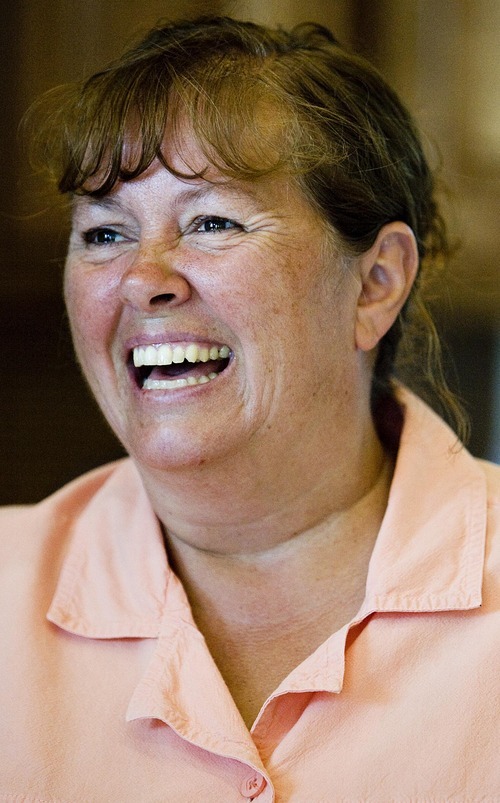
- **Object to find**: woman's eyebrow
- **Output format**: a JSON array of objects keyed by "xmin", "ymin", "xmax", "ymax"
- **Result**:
[
  {"xmin": 70, "ymin": 180, "xmax": 263, "ymax": 215},
  {"xmin": 71, "ymin": 195, "xmax": 124, "ymax": 211},
  {"xmin": 173, "ymin": 182, "xmax": 259, "ymax": 206}
]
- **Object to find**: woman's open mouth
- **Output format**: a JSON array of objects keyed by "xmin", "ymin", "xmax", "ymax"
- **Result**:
[{"xmin": 132, "ymin": 343, "xmax": 231, "ymax": 390}]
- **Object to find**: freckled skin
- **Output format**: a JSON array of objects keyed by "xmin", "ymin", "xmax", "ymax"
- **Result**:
[{"xmin": 64, "ymin": 140, "xmax": 366, "ymax": 481}]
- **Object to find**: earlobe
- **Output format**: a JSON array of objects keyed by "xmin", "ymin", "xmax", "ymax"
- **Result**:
[{"xmin": 355, "ymin": 222, "xmax": 419, "ymax": 352}]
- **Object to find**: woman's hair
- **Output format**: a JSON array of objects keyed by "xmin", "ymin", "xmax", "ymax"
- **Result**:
[{"xmin": 31, "ymin": 15, "xmax": 466, "ymax": 440}]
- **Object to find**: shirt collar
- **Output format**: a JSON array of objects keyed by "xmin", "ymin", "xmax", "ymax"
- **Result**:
[
  {"xmin": 47, "ymin": 460, "xmax": 171, "ymax": 638},
  {"xmin": 362, "ymin": 388, "xmax": 486, "ymax": 614},
  {"xmin": 47, "ymin": 389, "xmax": 487, "ymax": 639}
]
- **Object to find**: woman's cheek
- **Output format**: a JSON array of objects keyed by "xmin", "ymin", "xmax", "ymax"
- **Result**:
[{"xmin": 64, "ymin": 266, "xmax": 116, "ymax": 386}]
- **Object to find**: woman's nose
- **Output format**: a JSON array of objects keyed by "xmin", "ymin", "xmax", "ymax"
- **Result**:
[{"xmin": 119, "ymin": 249, "xmax": 192, "ymax": 311}]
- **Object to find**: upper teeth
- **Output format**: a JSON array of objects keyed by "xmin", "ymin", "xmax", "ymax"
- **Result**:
[{"xmin": 133, "ymin": 343, "xmax": 230, "ymax": 367}]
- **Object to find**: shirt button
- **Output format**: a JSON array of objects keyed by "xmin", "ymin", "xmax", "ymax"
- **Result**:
[{"xmin": 240, "ymin": 772, "xmax": 267, "ymax": 798}]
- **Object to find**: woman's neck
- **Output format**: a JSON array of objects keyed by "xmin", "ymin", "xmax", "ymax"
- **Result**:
[
  {"xmin": 164, "ymin": 450, "xmax": 393, "ymax": 614},
  {"xmin": 136, "ymin": 407, "xmax": 390, "ymax": 559}
]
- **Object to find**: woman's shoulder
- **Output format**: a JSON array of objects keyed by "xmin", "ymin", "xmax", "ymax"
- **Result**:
[
  {"xmin": 473, "ymin": 458, "xmax": 500, "ymax": 604},
  {"xmin": 479, "ymin": 457, "xmax": 500, "ymax": 524},
  {"xmin": 477, "ymin": 456, "xmax": 500, "ymax": 493},
  {"xmin": 0, "ymin": 459, "xmax": 138, "ymax": 629},
  {"xmin": 475, "ymin": 457, "xmax": 500, "ymax": 535},
  {"xmin": 0, "ymin": 459, "xmax": 132, "ymax": 557},
  {"xmin": 0, "ymin": 457, "xmax": 158, "ymax": 652}
]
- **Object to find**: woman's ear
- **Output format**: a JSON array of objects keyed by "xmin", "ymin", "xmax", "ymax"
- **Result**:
[{"xmin": 355, "ymin": 221, "xmax": 419, "ymax": 352}]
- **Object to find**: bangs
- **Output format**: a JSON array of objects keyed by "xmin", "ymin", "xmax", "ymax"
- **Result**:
[{"xmin": 46, "ymin": 55, "xmax": 318, "ymax": 197}]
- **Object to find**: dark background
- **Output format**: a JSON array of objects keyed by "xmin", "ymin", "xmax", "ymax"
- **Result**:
[{"xmin": 2, "ymin": 0, "xmax": 499, "ymax": 503}]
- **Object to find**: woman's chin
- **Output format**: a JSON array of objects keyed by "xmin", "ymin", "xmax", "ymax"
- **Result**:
[{"xmin": 121, "ymin": 424, "xmax": 238, "ymax": 474}]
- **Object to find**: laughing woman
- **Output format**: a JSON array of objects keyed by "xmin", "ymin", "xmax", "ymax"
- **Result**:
[{"xmin": 1, "ymin": 16, "xmax": 499, "ymax": 802}]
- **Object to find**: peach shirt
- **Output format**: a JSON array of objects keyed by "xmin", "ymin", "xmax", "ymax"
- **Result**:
[{"xmin": 1, "ymin": 391, "xmax": 499, "ymax": 802}]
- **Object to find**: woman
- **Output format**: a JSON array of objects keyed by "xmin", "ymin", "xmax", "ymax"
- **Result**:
[{"xmin": 1, "ymin": 15, "xmax": 498, "ymax": 802}]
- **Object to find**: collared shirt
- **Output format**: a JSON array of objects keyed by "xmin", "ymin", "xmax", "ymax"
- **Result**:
[{"xmin": 0, "ymin": 391, "xmax": 499, "ymax": 802}]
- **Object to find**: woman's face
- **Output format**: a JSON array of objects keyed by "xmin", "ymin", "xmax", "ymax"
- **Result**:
[{"xmin": 64, "ymin": 136, "xmax": 364, "ymax": 473}]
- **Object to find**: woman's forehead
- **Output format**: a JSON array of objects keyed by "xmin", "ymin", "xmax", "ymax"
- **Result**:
[{"xmin": 75, "ymin": 157, "xmax": 316, "ymax": 220}]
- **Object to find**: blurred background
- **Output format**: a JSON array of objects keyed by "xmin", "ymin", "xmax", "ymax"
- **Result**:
[{"xmin": 1, "ymin": 0, "xmax": 499, "ymax": 503}]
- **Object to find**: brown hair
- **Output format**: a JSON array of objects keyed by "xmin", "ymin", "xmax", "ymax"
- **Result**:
[{"xmin": 32, "ymin": 15, "xmax": 466, "ymax": 440}]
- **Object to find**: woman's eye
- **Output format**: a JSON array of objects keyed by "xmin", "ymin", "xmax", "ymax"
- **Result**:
[
  {"xmin": 194, "ymin": 217, "xmax": 241, "ymax": 234},
  {"xmin": 83, "ymin": 228, "xmax": 124, "ymax": 245}
]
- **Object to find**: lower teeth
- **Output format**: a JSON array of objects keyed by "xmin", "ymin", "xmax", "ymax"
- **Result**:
[{"xmin": 143, "ymin": 372, "xmax": 218, "ymax": 390}]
